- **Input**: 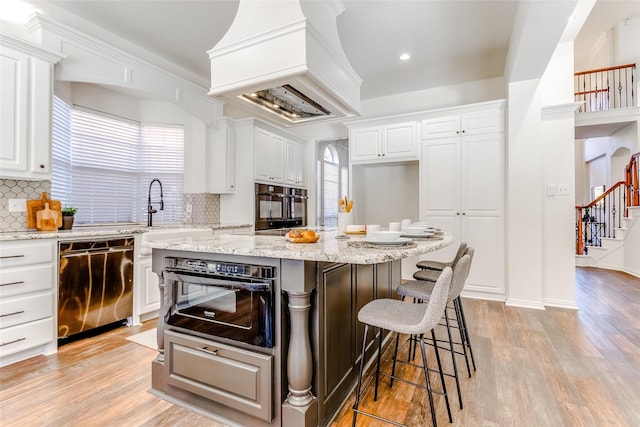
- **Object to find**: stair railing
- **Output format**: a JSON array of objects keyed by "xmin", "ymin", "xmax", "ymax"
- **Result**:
[
  {"xmin": 627, "ymin": 152, "xmax": 639, "ymax": 214},
  {"xmin": 576, "ymin": 152, "xmax": 640, "ymax": 255},
  {"xmin": 574, "ymin": 63, "xmax": 636, "ymax": 113}
]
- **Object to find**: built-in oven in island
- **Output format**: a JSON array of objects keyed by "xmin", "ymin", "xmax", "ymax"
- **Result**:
[{"xmin": 157, "ymin": 256, "xmax": 281, "ymax": 425}]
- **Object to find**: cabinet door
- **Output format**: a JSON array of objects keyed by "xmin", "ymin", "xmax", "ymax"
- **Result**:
[
  {"xmin": 421, "ymin": 116, "xmax": 460, "ymax": 139},
  {"xmin": 225, "ymin": 126, "xmax": 236, "ymax": 192},
  {"xmin": 0, "ymin": 46, "xmax": 29, "ymax": 175},
  {"xmin": 137, "ymin": 257, "xmax": 160, "ymax": 315},
  {"xmin": 461, "ymin": 133, "xmax": 504, "ymax": 294},
  {"xmin": 382, "ymin": 122, "xmax": 417, "ymax": 159},
  {"xmin": 420, "ymin": 138, "xmax": 462, "ymax": 263},
  {"xmin": 294, "ymin": 142, "xmax": 307, "ymax": 187},
  {"xmin": 461, "ymin": 110, "xmax": 503, "ymax": 135},
  {"xmin": 270, "ymin": 134, "xmax": 285, "ymax": 182},
  {"xmin": 350, "ymin": 126, "xmax": 381, "ymax": 162},
  {"xmin": 254, "ymin": 128, "xmax": 273, "ymax": 181}
]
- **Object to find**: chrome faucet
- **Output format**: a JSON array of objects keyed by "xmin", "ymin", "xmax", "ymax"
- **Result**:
[{"xmin": 147, "ymin": 178, "xmax": 164, "ymax": 227}]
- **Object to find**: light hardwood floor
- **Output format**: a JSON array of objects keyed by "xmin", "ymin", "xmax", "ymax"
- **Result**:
[{"xmin": 1, "ymin": 267, "xmax": 639, "ymax": 426}]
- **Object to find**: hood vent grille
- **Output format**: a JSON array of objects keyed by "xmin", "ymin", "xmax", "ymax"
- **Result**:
[{"xmin": 240, "ymin": 85, "xmax": 331, "ymax": 122}]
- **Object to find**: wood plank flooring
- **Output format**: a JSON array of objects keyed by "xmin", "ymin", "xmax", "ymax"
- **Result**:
[{"xmin": 1, "ymin": 267, "xmax": 639, "ymax": 426}]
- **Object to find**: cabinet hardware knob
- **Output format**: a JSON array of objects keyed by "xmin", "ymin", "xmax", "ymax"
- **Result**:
[
  {"xmin": 39, "ymin": 164, "xmax": 45, "ymax": 169},
  {"xmin": 457, "ymin": 212, "xmax": 460, "ymax": 215},
  {"xmin": 462, "ymin": 212, "xmax": 466, "ymax": 215},
  {"xmin": 462, "ymin": 130, "xmax": 466, "ymax": 133},
  {"xmin": 456, "ymin": 131, "xmax": 460, "ymax": 134}
]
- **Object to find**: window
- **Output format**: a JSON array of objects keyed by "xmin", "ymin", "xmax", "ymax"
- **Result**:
[
  {"xmin": 51, "ymin": 96, "xmax": 184, "ymax": 225},
  {"xmin": 316, "ymin": 139, "xmax": 349, "ymax": 227}
]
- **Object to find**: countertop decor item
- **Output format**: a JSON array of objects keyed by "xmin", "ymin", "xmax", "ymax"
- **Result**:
[
  {"xmin": 36, "ymin": 203, "xmax": 59, "ymax": 232},
  {"xmin": 27, "ymin": 192, "xmax": 62, "ymax": 229},
  {"xmin": 60, "ymin": 207, "xmax": 77, "ymax": 230}
]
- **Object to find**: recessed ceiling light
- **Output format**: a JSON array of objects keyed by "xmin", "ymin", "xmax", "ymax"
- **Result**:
[{"xmin": 399, "ymin": 53, "xmax": 411, "ymax": 61}]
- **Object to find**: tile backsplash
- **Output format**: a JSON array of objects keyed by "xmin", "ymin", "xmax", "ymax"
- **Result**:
[
  {"xmin": 0, "ymin": 179, "xmax": 221, "ymax": 231},
  {"xmin": 0, "ymin": 179, "xmax": 51, "ymax": 232}
]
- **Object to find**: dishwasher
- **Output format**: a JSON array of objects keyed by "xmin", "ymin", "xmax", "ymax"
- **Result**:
[{"xmin": 58, "ymin": 237, "xmax": 134, "ymax": 339}]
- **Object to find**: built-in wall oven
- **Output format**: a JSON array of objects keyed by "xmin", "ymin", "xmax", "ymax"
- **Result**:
[{"xmin": 255, "ymin": 183, "xmax": 307, "ymax": 230}]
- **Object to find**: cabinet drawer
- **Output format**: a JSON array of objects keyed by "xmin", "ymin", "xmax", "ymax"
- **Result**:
[
  {"xmin": 0, "ymin": 292, "xmax": 53, "ymax": 329},
  {"xmin": 165, "ymin": 330, "xmax": 273, "ymax": 422},
  {"xmin": 0, "ymin": 264, "xmax": 55, "ymax": 298},
  {"xmin": 0, "ymin": 317, "xmax": 55, "ymax": 357},
  {"xmin": 0, "ymin": 241, "xmax": 55, "ymax": 268}
]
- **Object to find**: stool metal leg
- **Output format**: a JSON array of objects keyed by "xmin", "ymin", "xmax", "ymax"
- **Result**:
[
  {"xmin": 390, "ymin": 331, "xmax": 401, "ymax": 388},
  {"xmin": 419, "ymin": 336, "xmax": 438, "ymax": 427},
  {"xmin": 431, "ymin": 329, "xmax": 453, "ymax": 423},
  {"xmin": 452, "ymin": 299, "xmax": 472, "ymax": 377},
  {"xmin": 456, "ymin": 297, "xmax": 476, "ymax": 371},
  {"xmin": 352, "ymin": 324, "xmax": 369, "ymax": 427},
  {"xmin": 374, "ymin": 327, "xmax": 383, "ymax": 400},
  {"xmin": 444, "ymin": 306, "xmax": 463, "ymax": 409}
]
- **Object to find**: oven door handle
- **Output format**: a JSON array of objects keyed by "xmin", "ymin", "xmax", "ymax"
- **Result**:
[
  {"xmin": 162, "ymin": 270, "xmax": 272, "ymax": 291},
  {"xmin": 197, "ymin": 346, "xmax": 218, "ymax": 356}
]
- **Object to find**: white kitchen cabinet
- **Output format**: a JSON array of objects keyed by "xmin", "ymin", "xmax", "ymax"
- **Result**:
[
  {"xmin": 0, "ymin": 34, "xmax": 63, "ymax": 180},
  {"xmin": 0, "ymin": 240, "xmax": 57, "ymax": 367},
  {"xmin": 254, "ymin": 128, "xmax": 285, "ymax": 183},
  {"xmin": 284, "ymin": 140, "xmax": 307, "ymax": 187},
  {"xmin": 349, "ymin": 121, "xmax": 417, "ymax": 164},
  {"xmin": 208, "ymin": 119, "xmax": 236, "ymax": 193},
  {"xmin": 421, "ymin": 109, "xmax": 503, "ymax": 139},
  {"xmin": 419, "ymin": 106, "xmax": 505, "ymax": 296}
]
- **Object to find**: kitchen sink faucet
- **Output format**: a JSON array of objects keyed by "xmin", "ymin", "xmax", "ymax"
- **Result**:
[{"xmin": 147, "ymin": 178, "xmax": 164, "ymax": 226}]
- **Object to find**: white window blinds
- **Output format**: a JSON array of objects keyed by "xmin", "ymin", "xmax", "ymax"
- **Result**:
[
  {"xmin": 316, "ymin": 140, "xmax": 349, "ymax": 227},
  {"xmin": 51, "ymin": 96, "xmax": 184, "ymax": 225}
]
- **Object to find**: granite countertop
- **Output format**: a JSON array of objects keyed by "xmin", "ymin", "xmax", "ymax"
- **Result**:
[
  {"xmin": 144, "ymin": 230, "xmax": 454, "ymax": 264},
  {"xmin": 0, "ymin": 223, "xmax": 253, "ymax": 242}
]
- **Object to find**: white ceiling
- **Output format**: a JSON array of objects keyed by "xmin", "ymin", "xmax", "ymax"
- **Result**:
[{"xmin": 21, "ymin": 0, "xmax": 640, "ymax": 101}]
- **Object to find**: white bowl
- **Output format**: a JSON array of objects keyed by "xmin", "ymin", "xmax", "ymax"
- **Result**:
[
  {"xmin": 372, "ymin": 230, "xmax": 402, "ymax": 242},
  {"xmin": 412, "ymin": 222, "xmax": 431, "ymax": 227}
]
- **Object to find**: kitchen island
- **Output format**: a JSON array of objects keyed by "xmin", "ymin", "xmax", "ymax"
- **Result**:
[{"xmin": 146, "ymin": 230, "xmax": 452, "ymax": 427}]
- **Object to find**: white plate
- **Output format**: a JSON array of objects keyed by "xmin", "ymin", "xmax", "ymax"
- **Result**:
[
  {"xmin": 362, "ymin": 237, "xmax": 412, "ymax": 245},
  {"xmin": 401, "ymin": 232, "xmax": 434, "ymax": 237}
]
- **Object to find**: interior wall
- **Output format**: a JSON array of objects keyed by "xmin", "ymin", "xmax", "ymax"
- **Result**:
[
  {"xmin": 588, "ymin": 155, "xmax": 607, "ymax": 193},
  {"xmin": 575, "ymin": 139, "xmax": 590, "ymax": 205},
  {"xmin": 350, "ymin": 163, "xmax": 419, "ymax": 227}
]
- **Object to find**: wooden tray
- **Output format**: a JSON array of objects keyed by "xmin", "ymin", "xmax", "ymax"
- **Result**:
[{"xmin": 26, "ymin": 192, "xmax": 62, "ymax": 229}]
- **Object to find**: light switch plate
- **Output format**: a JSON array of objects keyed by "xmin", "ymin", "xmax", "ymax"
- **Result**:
[
  {"xmin": 8, "ymin": 199, "xmax": 27, "ymax": 212},
  {"xmin": 547, "ymin": 184, "xmax": 557, "ymax": 196}
]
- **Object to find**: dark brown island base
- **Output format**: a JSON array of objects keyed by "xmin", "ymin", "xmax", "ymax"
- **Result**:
[{"xmin": 146, "ymin": 230, "xmax": 452, "ymax": 427}]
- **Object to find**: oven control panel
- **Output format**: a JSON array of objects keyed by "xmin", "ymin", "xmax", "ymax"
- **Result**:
[{"xmin": 165, "ymin": 257, "xmax": 274, "ymax": 279}]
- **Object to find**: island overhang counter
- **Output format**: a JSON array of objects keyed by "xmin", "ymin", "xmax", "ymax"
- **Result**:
[{"xmin": 146, "ymin": 230, "xmax": 452, "ymax": 427}]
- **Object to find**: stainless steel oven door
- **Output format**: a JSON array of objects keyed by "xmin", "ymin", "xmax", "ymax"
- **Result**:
[
  {"xmin": 255, "ymin": 183, "xmax": 286, "ymax": 230},
  {"xmin": 163, "ymin": 270, "xmax": 274, "ymax": 348},
  {"xmin": 285, "ymin": 187, "xmax": 307, "ymax": 228}
]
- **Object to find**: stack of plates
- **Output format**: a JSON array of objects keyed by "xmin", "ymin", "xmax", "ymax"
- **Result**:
[{"xmin": 401, "ymin": 224, "xmax": 436, "ymax": 238}]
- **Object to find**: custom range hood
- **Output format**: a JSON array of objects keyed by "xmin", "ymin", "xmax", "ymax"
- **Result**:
[{"xmin": 207, "ymin": 0, "xmax": 362, "ymax": 127}]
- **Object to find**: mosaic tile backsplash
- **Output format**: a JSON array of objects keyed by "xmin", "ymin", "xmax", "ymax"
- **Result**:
[
  {"xmin": 0, "ymin": 179, "xmax": 221, "ymax": 231},
  {"xmin": 0, "ymin": 179, "xmax": 51, "ymax": 232}
]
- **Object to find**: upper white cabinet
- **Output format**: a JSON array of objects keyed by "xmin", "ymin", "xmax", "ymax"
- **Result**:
[
  {"xmin": 207, "ymin": 119, "xmax": 236, "ymax": 194},
  {"xmin": 0, "ymin": 35, "xmax": 63, "ymax": 180},
  {"xmin": 255, "ymin": 128, "xmax": 285, "ymax": 183},
  {"xmin": 422, "ymin": 109, "xmax": 503, "ymax": 139},
  {"xmin": 349, "ymin": 121, "xmax": 418, "ymax": 164},
  {"xmin": 255, "ymin": 127, "xmax": 306, "ymax": 187},
  {"xmin": 285, "ymin": 140, "xmax": 307, "ymax": 187}
]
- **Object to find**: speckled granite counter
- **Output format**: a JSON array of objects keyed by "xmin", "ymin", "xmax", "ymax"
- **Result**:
[
  {"xmin": 0, "ymin": 223, "xmax": 252, "ymax": 241},
  {"xmin": 144, "ymin": 230, "xmax": 453, "ymax": 264}
]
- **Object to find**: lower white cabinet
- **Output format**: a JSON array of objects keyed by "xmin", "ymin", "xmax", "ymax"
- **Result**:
[{"xmin": 0, "ymin": 240, "xmax": 57, "ymax": 366}]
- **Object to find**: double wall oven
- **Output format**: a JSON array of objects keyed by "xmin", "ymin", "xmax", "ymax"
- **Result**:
[{"xmin": 255, "ymin": 183, "xmax": 307, "ymax": 231}]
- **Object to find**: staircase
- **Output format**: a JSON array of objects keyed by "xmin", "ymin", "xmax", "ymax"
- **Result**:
[{"xmin": 575, "ymin": 153, "xmax": 640, "ymax": 277}]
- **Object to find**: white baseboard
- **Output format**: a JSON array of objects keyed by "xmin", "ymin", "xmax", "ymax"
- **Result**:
[
  {"xmin": 505, "ymin": 298, "xmax": 546, "ymax": 310},
  {"xmin": 542, "ymin": 298, "xmax": 579, "ymax": 310},
  {"xmin": 460, "ymin": 289, "xmax": 505, "ymax": 302}
]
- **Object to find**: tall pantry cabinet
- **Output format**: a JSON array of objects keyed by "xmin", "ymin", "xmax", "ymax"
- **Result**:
[{"xmin": 419, "ymin": 101, "xmax": 506, "ymax": 296}]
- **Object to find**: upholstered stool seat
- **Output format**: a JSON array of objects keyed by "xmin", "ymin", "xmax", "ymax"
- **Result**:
[{"xmin": 416, "ymin": 242, "xmax": 467, "ymax": 271}]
